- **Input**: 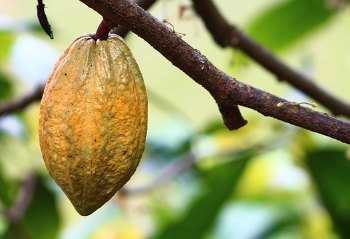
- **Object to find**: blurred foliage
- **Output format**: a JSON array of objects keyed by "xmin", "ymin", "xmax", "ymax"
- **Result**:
[
  {"xmin": 0, "ymin": 0, "xmax": 350, "ymax": 239},
  {"xmin": 21, "ymin": 177, "xmax": 60, "ymax": 239},
  {"xmin": 0, "ymin": 71, "xmax": 13, "ymax": 101},
  {"xmin": 306, "ymin": 148, "xmax": 350, "ymax": 239},
  {"xmin": 247, "ymin": 0, "xmax": 336, "ymax": 51},
  {"xmin": 154, "ymin": 152, "xmax": 252, "ymax": 239},
  {"xmin": 0, "ymin": 164, "xmax": 19, "ymax": 208},
  {"xmin": 0, "ymin": 22, "xmax": 41, "ymax": 63},
  {"xmin": 0, "ymin": 32, "xmax": 16, "ymax": 63},
  {"xmin": 2, "ymin": 176, "xmax": 60, "ymax": 239}
]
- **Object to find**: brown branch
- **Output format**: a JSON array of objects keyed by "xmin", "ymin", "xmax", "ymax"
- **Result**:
[
  {"xmin": 113, "ymin": 0, "xmax": 247, "ymax": 129},
  {"xmin": 192, "ymin": 0, "xmax": 350, "ymax": 118},
  {"xmin": 77, "ymin": 0, "xmax": 350, "ymax": 144},
  {"xmin": 0, "ymin": 0, "xmax": 158, "ymax": 117},
  {"xmin": 112, "ymin": 0, "xmax": 158, "ymax": 37},
  {"xmin": 0, "ymin": 84, "xmax": 44, "ymax": 117},
  {"xmin": 2, "ymin": 0, "xmax": 350, "ymax": 143}
]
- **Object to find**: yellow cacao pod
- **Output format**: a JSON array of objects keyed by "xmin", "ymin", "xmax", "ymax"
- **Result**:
[{"xmin": 39, "ymin": 34, "xmax": 147, "ymax": 216}]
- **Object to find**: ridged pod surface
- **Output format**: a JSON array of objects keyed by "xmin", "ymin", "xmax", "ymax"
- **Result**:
[{"xmin": 39, "ymin": 34, "xmax": 147, "ymax": 216}]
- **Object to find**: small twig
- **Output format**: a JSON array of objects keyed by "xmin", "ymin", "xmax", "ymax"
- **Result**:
[
  {"xmin": 192, "ymin": 0, "xmax": 350, "ymax": 118},
  {"xmin": 0, "ymin": 84, "xmax": 44, "ymax": 117},
  {"xmin": 4, "ymin": 173, "xmax": 37, "ymax": 223},
  {"xmin": 162, "ymin": 19, "xmax": 186, "ymax": 38},
  {"xmin": 218, "ymin": 103, "xmax": 247, "ymax": 130},
  {"xmin": 277, "ymin": 101, "xmax": 318, "ymax": 108}
]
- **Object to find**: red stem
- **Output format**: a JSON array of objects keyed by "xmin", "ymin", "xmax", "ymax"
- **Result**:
[{"xmin": 93, "ymin": 19, "xmax": 115, "ymax": 40}]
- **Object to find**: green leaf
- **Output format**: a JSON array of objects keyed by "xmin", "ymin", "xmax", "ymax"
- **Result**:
[
  {"xmin": 0, "ymin": 166, "xmax": 12, "ymax": 207},
  {"xmin": 255, "ymin": 212, "xmax": 301, "ymax": 239},
  {"xmin": 200, "ymin": 120, "xmax": 226, "ymax": 135},
  {"xmin": 0, "ymin": 164, "xmax": 18, "ymax": 208},
  {"xmin": 0, "ymin": 71, "xmax": 13, "ymax": 101},
  {"xmin": 25, "ymin": 22, "xmax": 46, "ymax": 34},
  {"xmin": 305, "ymin": 148, "xmax": 350, "ymax": 238},
  {"xmin": 153, "ymin": 152, "xmax": 253, "ymax": 239},
  {"xmin": 0, "ymin": 177, "xmax": 14, "ymax": 208},
  {"xmin": 0, "ymin": 31, "xmax": 16, "ymax": 63},
  {"xmin": 21, "ymin": 176, "xmax": 60, "ymax": 239},
  {"xmin": 147, "ymin": 138, "xmax": 192, "ymax": 163},
  {"xmin": 1, "ymin": 176, "xmax": 59, "ymax": 239},
  {"xmin": 0, "ymin": 20, "xmax": 41, "ymax": 61},
  {"xmin": 246, "ymin": 0, "xmax": 336, "ymax": 51}
]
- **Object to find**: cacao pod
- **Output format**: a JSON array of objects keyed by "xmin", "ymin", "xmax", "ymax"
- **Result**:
[{"xmin": 39, "ymin": 34, "xmax": 147, "ymax": 216}]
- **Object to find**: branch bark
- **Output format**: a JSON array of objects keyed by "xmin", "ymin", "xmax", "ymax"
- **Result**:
[
  {"xmin": 112, "ymin": 0, "xmax": 158, "ymax": 37},
  {"xmin": 192, "ymin": 0, "xmax": 350, "ymax": 118},
  {"xmin": 77, "ymin": 0, "xmax": 350, "ymax": 144}
]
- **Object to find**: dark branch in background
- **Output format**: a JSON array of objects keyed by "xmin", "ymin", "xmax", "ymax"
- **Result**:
[
  {"xmin": 4, "ymin": 173, "xmax": 36, "ymax": 223},
  {"xmin": 0, "ymin": 84, "xmax": 44, "ymax": 117},
  {"xmin": 120, "ymin": 152, "xmax": 196, "ymax": 196},
  {"xmin": 192, "ymin": 0, "xmax": 350, "ymax": 118},
  {"xmin": 78, "ymin": 0, "xmax": 350, "ymax": 144}
]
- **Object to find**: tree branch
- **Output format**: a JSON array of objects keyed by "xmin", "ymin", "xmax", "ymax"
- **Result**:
[
  {"xmin": 0, "ymin": 84, "xmax": 44, "ymax": 117},
  {"xmin": 0, "ymin": 0, "xmax": 158, "ymax": 117},
  {"xmin": 111, "ymin": 0, "xmax": 158, "ymax": 37},
  {"xmin": 76, "ymin": 0, "xmax": 350, "ymax": 144},
  {"xmin": 192, "ymin": 0, "xmax": 350, "ymax": 118},
  {"xmin": 114, "ymin": 0, "xmax": 247, "ymax": 129}
]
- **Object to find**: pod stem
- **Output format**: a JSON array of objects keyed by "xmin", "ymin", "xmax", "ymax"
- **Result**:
[{"xmin": 93, "ymin": 19, "xmax": 116, "ymax": 40}]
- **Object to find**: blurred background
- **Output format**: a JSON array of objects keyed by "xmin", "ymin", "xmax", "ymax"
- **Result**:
[{"xmin": 1, "ymin": 0, "xmax": 350, "ymax": 238}]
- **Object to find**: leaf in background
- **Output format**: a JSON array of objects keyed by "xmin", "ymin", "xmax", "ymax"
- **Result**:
[
  {"xmin": 0, "ymin": 70, "xmax": 13, "ymax": 101},
  {"xmin": 25, "ymin": 22, "xmax": 46, "ymax": 35},
  {"xmin": 255, "ymin": 211, "xmax": 301, "ymax": 239},
  {"xmin": 306, "ymin": 148, "xmax": 350, "ymax": 239},
  {"xmin": 21, "ymin": 176, "xmax": 60, "ymax": 239},
  {"xmin": 0, "ymin": 31, "xmax": 16, "ymax": 63},
  {"xmin": 0, "ymin": 164, "xmax": 19, "ymax": 208},
  {"xmin": 246, "ymin": 0, "xmax": 336, "ymax": 51},
  {"xmin": 153, "ymin": 152, "xmax": 253, "ymax": 239},
  {"xmin": 200, "ymin": 120, "xmax": 227, "ymax": 135},
  {"xmin": 147, "ymin": 138, "xmax": 192, "ymax": 161},
  {"xmin": 212, "ymin": 200, "xmax": 302, "ymax": 239}
]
